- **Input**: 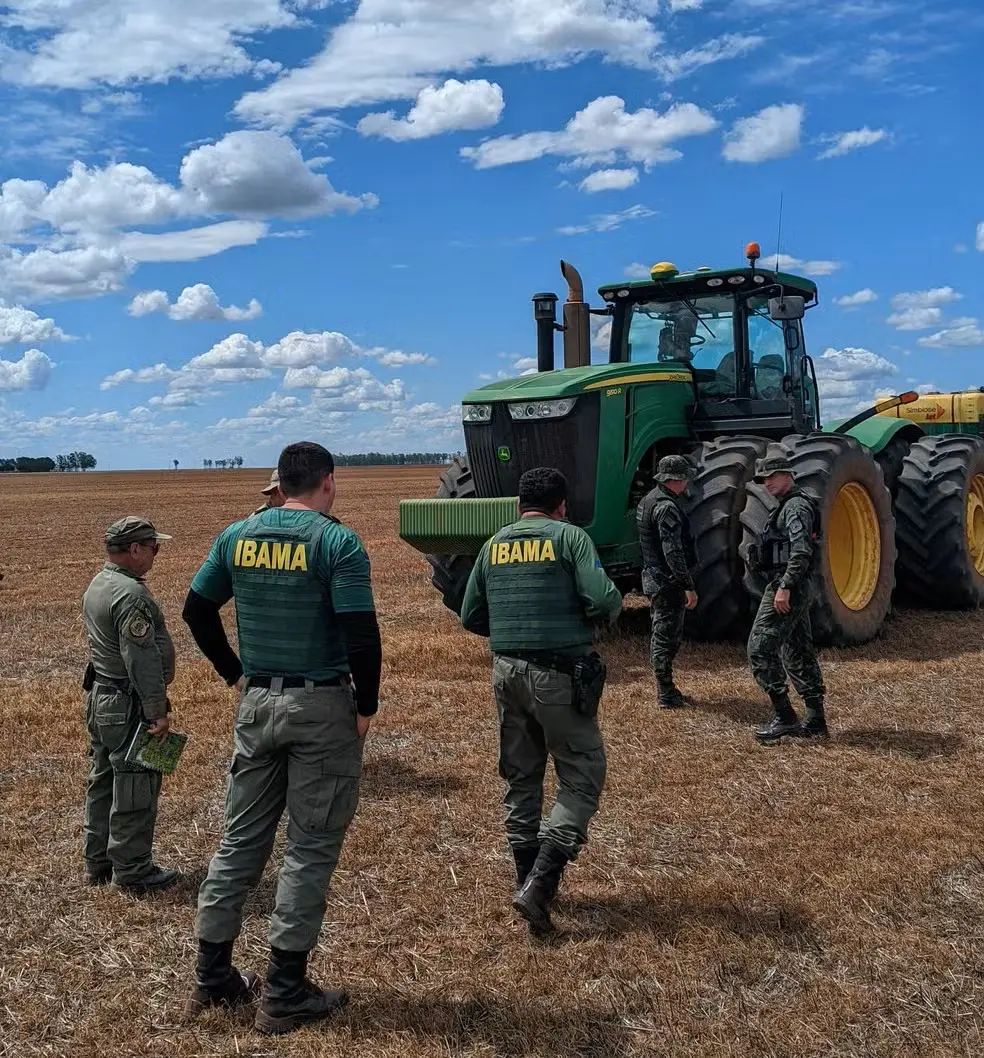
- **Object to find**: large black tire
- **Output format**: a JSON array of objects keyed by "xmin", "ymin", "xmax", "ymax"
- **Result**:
[
  {"xmin": 739, "ymin": 433, "xmax": 896, "ymax": 647},
  {"xmin": 425, "ymin": 457, "xmax": 476, "ymax": 615},
  {"xmin": 684, "ymin": 436, "xmax": 768, "ymax": 640},
  {"xmin": 895, "ymin": 435, "xmax": 984, "ymax": 608},
  {"xmin": 874, "ymin": 432, "xmax": 916, "ymax": 499}
]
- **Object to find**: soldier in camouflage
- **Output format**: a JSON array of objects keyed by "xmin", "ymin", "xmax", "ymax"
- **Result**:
[
  {"xmin": 461, "ymin": 467, "xmax": 622, "ymax": 936},
  {"xmin": 636, "ymin": 455, "xmax": 698, "ymax": 708},
  {"xmin": 746, "ymin": 455, "xmax": 828, "ymax": 744},
  {"xmin": 81, "ymin": 517, "xmax": 180, "ymax": 893},
  {"xmin": 251, "ymin": 469, "xmax": 285, "ymax": 515}
]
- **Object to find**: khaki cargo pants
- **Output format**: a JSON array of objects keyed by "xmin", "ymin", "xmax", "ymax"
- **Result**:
[
  {"xmin": 196, "ymin": 680, "xmax": 363, "ymax": 953},
  {"xmin": 83, "ymin": 684, "xmax": 162, "ymax": 884},
  {"xmin": 492, "ymin": 655, "xmax": 607, "ymax": 862}
]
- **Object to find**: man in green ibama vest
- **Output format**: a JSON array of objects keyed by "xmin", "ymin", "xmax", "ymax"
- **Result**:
[
  {"xmin": 181, "ymin": 441, "xmax": 381, "ymax": 1035},
  {"xmin": 461, "ymin": 466, "xmax": 622, "ymax": 936}
]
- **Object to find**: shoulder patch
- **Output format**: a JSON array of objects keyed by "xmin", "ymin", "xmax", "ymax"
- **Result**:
[{"xmin": 123, "ymin": 612, "xmax": 153, "ymax": 644}]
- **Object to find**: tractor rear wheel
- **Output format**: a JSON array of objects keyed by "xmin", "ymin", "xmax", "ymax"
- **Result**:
[
  {"xmin": 740, "ymin": 433, "xmax": 895, "ymax": 647},
  {"xmin": 425, "ymin": 456, "xmax": 477, "ymax": 615},
  {"xmin": 895, "ymin": 434, "xmax": 984, "ymax": 607},
  {"xmin": 684, "ymin": 436, "xmax": 768, "ymax": 640}
]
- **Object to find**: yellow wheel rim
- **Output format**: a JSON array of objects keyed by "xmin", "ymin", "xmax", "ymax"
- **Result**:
[
  {"xmin": 966, "ymin": 474, "xmax": 984, "ymax": 576},
  {"xmin": 827, "ymin": 481, "xmax": 881, "ymax": 611}
]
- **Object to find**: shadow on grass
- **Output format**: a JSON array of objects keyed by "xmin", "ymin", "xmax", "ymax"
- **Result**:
[
  {"xmin": 829, "ymin": 608, "xmax": 984, "ymax": 665},
  {"xmin": 344, "ymin": 993, "xmax": 631, "ymax": 1057},
  {"xmin": 361, "ymin": 756, "xmax": 467, "ymax": 800},
  {"xmin": 836, "ymin": 728, "xmax": 963, "ymax": 760},
  {"xmin": 560, "ymin": 891, "xmax": 819, "ymax": 952},
  {"xmin": 689, "ymin": 696, "xmax": 766, "ymax": 726}
]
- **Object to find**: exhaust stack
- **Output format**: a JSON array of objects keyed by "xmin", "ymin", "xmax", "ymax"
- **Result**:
[{"xmin": 560, "ymin": 260, "xmax": 591, "ymax": 369}]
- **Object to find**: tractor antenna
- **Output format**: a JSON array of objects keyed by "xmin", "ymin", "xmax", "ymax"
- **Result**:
[{"xmin": 774, "ymin": 190, "xmax": 785, "ymax": 272}]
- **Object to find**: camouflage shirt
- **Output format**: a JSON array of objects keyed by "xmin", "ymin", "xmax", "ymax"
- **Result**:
[
  {"xmin": 636, "ymin": 484, "xmax": 696, "ymax": 592},
  {"xmin": 82, "ymin": 562, "xmax": 175, "ymax": 719},
  {"xmin": 768, "ymin": 488, "xmax": 819, "ymax": 591}
]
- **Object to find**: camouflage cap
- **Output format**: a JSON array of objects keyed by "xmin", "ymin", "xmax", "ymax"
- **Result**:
[
  {"xmin": 656, "ymin": 454, "xmax": 696, "ymax": 482},
  {"xmin": 754, "ymin": 455, "xmax": 795, "ymax": 481},
  {"xmin": 260, "ymin": 469, "xmax": 280, "ymax": 494},
  {"xmin": 105, "ymin": 516, "xmax": 172, "ymax": 547}
]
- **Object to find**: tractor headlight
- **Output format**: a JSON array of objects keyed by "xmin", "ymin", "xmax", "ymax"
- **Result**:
[
  {"xmin": 507, "ymin": 397, "xmax": 578, "ymax": 421},
  {"xmin": 462, "ymin": 403, "xmax": 492, "ymax": 423}
]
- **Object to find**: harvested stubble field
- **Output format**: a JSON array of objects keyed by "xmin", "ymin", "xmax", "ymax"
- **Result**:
[{"xmin": 2, "ymin": 466, "xmax": 984, "ymax": 1058}]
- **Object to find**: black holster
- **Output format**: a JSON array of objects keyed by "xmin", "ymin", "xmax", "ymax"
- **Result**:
[
  {"xmin": 82, "ymin": 661, "xmax": 96, "ymax": 692},
  {"xmin": 572, "ymin": 652, "xmax": 607, "ymax": 718}
]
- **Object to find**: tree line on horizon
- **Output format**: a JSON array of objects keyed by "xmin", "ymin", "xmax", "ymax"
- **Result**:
[
  {"xmin": 0, "ymin": 452, "xmax": 97, "ymax": 473},
  {"xmin": 199, "ymin": 452, "xmax": 457, "ymax": 469}
]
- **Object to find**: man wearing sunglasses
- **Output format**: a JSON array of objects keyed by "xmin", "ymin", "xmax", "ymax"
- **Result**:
[{"xmin": 81, "ymin": 516, "xmax": 180, "ymax": 894}]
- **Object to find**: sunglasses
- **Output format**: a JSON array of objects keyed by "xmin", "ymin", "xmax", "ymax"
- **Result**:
[{"xmin": 137, "ymin": 539, "xmax": 160, "ymax": 554}]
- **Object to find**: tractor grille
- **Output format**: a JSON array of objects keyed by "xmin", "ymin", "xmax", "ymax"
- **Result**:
[{"xmin": 464, "ymin": 394, "xmax": 600, "ymax": 526}]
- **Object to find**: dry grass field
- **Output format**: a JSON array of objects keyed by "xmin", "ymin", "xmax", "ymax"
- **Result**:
[{"xmin": 3, "ymin": 466, "xmax": 984, "ymax": 1058}]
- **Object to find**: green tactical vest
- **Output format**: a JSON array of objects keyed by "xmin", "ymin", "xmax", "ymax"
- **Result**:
[
  {"xmin": 484, "ymin": 518, "xmax": 593, "ymax": 655},
  {"xmin": 228, "ymin": 510, "xmax": 348, "ymax": 680}
]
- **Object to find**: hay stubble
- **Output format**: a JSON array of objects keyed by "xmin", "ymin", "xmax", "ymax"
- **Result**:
[{"xmin": 1, "ymin": 467, "xmax": 983, "ymax": 1057}]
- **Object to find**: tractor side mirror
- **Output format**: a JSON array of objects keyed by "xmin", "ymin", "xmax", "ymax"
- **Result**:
[{"xmin": 769, "ymin": 295, "xmax": 805, "ymax": 320}]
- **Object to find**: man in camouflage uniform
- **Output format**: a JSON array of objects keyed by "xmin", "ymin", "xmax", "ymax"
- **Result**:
[
  {"xmin": 746, "ymin": 455, "xmax": 828, "ymax": 744},
  {"xmin": 251, "ymin": 469, "xmax": 285, "ymax": 515},
  {"xmin": 636, "ymin": 455, "xmax": 698, "ymax": 708},
  {"xmin": 81, "ymin": 517, "xmax": 180, "ymax": 893},
  {"xmin": 461, "ymin": 467, "xmax": 622, "ymax": 936},
  {"xmin": 182, "ymin": 441, "xmax": 381, "ymax": 1034}
]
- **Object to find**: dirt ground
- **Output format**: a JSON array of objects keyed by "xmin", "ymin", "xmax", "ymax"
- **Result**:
[{"xmin": 1, "ymin": 466, "xmax": 983, "ymax": 1058}]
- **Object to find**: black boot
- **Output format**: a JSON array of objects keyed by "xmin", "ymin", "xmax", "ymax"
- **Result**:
[
  {"xmin": 512, "ymin": 843, "xmax": 569, "ymax": 935},
  {"xmin": 512, "ymin": 844, "xmax": 540, "ymax": 889},
  {"xmin": 754, "ymin": 692, "xmax": 802, "ymax": 744},
  {"xmin": 802, "ymin": 697, "xmax": 829, "ymax": 740},
  {"xmin": 657, "ymin": 679, "xmax": 686, "ymax": 709},
  {"xmin": 254, "ymin": 948, "xmax": 349, "ymax": 1036},
  {"xmin": 185, "ymin": 939, "xmax": 261, "ymax": 1019}
]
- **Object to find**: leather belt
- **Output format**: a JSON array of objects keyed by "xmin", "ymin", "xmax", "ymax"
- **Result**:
[{"xmin": 245, "ymin": 675, "xmax": 347, "ymax": 689}]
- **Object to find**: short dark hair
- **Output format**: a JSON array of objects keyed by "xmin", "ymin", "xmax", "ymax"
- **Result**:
[
  {"xmin": 277, "ymin": 442, "xmax": 335, "ymax": 497},
  {"xmin": 518, "ymin": 467, "xmax": 568, "ymax": 514}
]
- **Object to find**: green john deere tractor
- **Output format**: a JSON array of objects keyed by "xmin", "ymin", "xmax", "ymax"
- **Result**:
[{"xmin": 398, "ymin": 243, "xmax": 984, "ymax": 646}]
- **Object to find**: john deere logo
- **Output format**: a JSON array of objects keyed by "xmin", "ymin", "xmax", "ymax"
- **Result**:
[{"xmin": 497, "ymin": 446, "xmax": 511, "ymax": 463}]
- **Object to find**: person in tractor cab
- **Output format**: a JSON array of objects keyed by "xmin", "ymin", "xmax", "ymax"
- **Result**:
[
  {"xmin": 746, "ymin": 455, "xmax": 829, "ymax": 744},
  {"xmin": 635, "ymin": 455, "xmax": 699, "ymax": 708},
  {"xmin": 459, "ymin": 467, "xmax": 622, "ymax": 937}
]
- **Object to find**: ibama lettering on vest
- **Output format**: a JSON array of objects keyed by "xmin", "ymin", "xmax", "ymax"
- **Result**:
[
  {"xmin": 490, "ymin": 537, "xmax": 556, "ymax": 565},
  {"xmin": 234, "ymin": 539, "xmax": 308, "ymax": 571}
]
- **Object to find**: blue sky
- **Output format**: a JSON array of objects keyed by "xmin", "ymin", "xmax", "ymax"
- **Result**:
[{"xmin": 0, "ymin": 0, "xmax": 981, "ymax": 469}]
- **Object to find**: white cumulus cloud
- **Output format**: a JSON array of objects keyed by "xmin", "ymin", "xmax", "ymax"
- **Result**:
[
  {"xmin": 0, "ymin": 348, "xmax": 54, "ymax": 391},
  {"xmin": 0, "ymin": 303, "xmax": 72, "ymax": 344},
  {"xmin": 817, "ymin": 126, "xmax": 888, "ymax": 160},
  {"xmin": 128, "ymin": 284, "xmax": 262, "ymax": 321},
  {"xmin": 0, "ymin": 244, "xmax": 133, "ymax": 301},
  {"xmin": 759, "ymin": 252, "xmax": 841, "ymax": 276},
  {"xmin": 722, "ymin": 103, "xmax": 804, "ymax": 163},
  {"xmin": 886, "ymin": 287, "xmax": 962, "ymax": 330},
  {"xmin": 835, "ymin": 289, "xmax": 878, "ymax": 307},
  {"xmin": 918, "ymin": 318, "xmax": 984, "ymax": 349},
  {"xmin": 462, "ymin": 96, "xmax": 717, "ymax": 170},
  {"xmin": 358, "ymin": 79, "xmax": 504, "ymax": 141},
  {"xmin": 579, "ymin": 168, "xmax": 639, "ymax": 193},
  {"xmin": 180, "ymin": 131, "xmax": 377, "ymax": 218}
]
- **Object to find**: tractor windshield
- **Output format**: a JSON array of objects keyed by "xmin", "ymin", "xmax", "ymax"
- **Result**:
[{"xmin": 624, "ymin": 293, "xmax": 739, "ymax": 398}]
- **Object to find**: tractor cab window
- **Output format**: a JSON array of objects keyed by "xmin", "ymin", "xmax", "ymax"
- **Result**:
[
  {"xmin": 747, "ymin": 305, "xmax": 789, "ymax": 400},
  {"xmin": 625, "ymin": 295, "xmax": 738, "ymax": 399}
]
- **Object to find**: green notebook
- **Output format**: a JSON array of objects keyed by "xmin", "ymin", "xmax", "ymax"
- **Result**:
[{"xmin": 124, "ymin": 724, "xmax": 189, "ymax": 775}]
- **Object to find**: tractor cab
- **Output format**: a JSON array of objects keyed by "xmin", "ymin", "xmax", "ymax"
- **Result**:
[{"xmin": 597, "ymin": 245, "xmax": 820, "ymax": 440}]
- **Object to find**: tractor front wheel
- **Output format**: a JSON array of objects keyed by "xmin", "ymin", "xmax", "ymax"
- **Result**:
[
  {"xmin": 895, "ymin": 434, "xmax": 984, "ymax": 608},
  {"xmin": 740, "ymin": 433, "xmax": 896, "ymax": 647},
  {"xmin": 425, "ymin": 457, "xmax": 477, "ymax": 615}
]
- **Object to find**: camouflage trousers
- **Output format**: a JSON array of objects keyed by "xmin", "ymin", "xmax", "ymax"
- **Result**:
[
  {"xmin": 83, "ymin": 684, "xmax": 163, "ymax": 884},
  {"xmin": 747, "ymin": 580, "xmax": 825, "ymax": 701},
  {"xmin": 492, "ymin": 654, "xmax": 607, "ymax": 862},
  {"xmin": 648, "ymin": 584, "xmax": 686, "ymax": 684},
  {"xmin": 196, "ymin": 680, "xmax": 363, "ymax": 953}
]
